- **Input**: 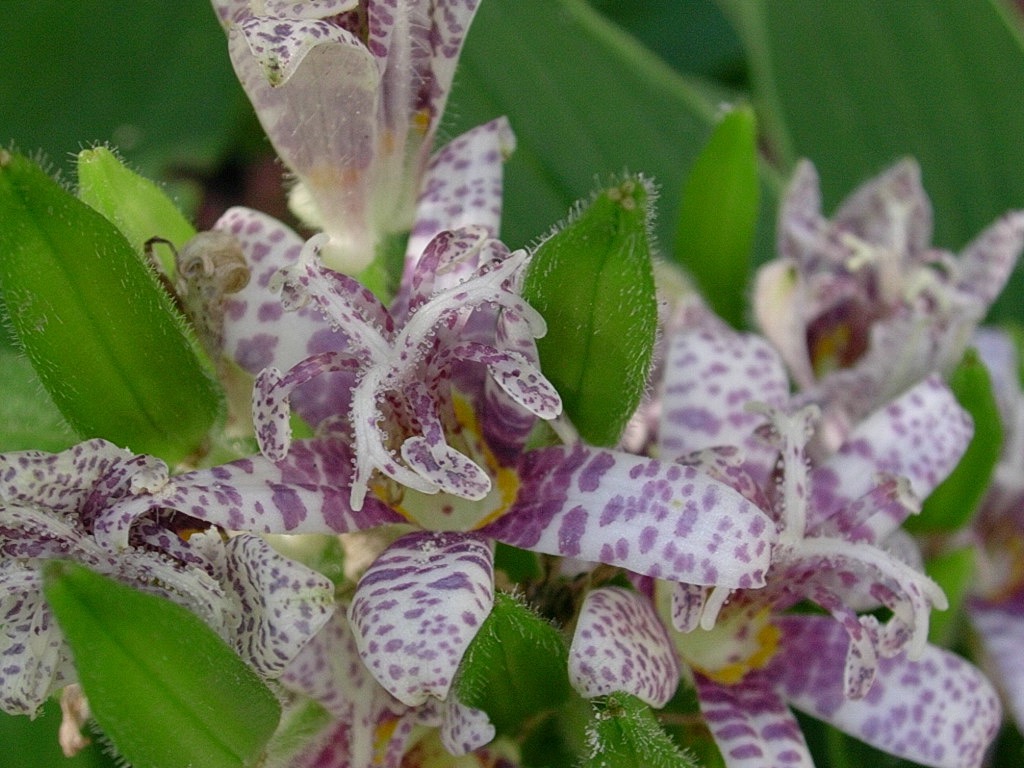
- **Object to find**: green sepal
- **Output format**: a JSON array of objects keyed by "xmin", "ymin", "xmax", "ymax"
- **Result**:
[
  {"xmin": 0, "ymin": 150, "xmax": 221, "ymax": 465},
  {"xmin": 906, "ymin": 348, "xmax": 1002, "ymax": 533},
  {"xmin": 42, "ymin": 561, "xmax": 281, "ymax": 768},
  {"xmin": 355, "ymin": 229, "xmax": 409, "ymax": 304},
  {"xmin": 455, "ymin": 592, "xmax": 572, "ymax": 736},
  {"xmin": 672, "ymin": 104, "xmax": 760, "ymax": 329},
  {"xmin": 925, "ymin": 546, "xmax": 975, "ymax": 647},
  {"xmin": 76, "ymin": 146, "xmax": 196, "ymax": 275},
  {"xmin": 580, "ymin": 692, "xmax": 696, "ymax": 768},
  {"xmin": 522, "ymin": 178, "xmax": 658, "ymax": 446}
]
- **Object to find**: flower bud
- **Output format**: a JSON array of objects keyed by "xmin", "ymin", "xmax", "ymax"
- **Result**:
[
  {"xmin": 674, "ymin": 104, "xmax": 760, "ymax": 329},
  {"xmin": 523, "ymin": 177, "xmax": 658, "ymax": 446}
]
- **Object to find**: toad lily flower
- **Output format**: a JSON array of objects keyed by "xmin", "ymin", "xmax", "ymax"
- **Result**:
[
  {"xmin": 754, "ymin": 158, "xmax": 1024, "ymax": 453},
  {"xmin": 569, "ymin": 318, "xmax": 1000, "ymax": 768},
  {"xmin": 0, "ymin": 439, "xmax": 334, "ymax": 717},
  {"xmin": 126, "ymin": 225, "xmax": 777, "ymax": 756},
  {"xmin": 212, "ymin": 0, "xmax": 482, "ymax": 273}
]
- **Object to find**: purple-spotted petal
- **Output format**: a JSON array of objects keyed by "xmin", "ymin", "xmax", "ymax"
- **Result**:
[
  {"xmin": 693, "ymin": 672, "xmax": 814, "ymax": 768},
  {"xmin": 808, "ymin": 374, "xmax": 972, "ymax": 537},
  {"xmin": 157, "ymin": 438, "xmax": 405, "ymax": 535},
  {"xmin": 348, "ymin": 532, "xmax": 494, "ymax": 706},
  {"xmin": 953, "ymin": 210, "xmax": 1024, "ymax": 306},
  {"xmin": 968, "ymin": 596, "xmax": 1024, "ymax": 731},
  {"xmin": 569, "ymin": 587, "xmax": 680, "ymax": 707},
  {"xmin": 439, "ymin": 697, "xmax": 496, "ymax": 756},
  {"xmin": 222, "ymin": 533, "xmax": 335, "ymax": 677},
  {"xmin": 659, "ymin": 324, "xmax": 790, "ymax": 464},
  {"xmin": 772, "ymin": 615, "xmax": 1000, "ymax": 768},
  {"xmin": 483, "ymin": 444, "xmax": 775, "ymax": 588}
]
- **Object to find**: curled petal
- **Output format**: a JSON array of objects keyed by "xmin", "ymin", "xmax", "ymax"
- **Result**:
[
  {"xmin": 400, "ymin": 435, "xmax": 491, "ymax": 500},
  {"xmin": 348, "ymin": 532, "xmax": 494, "ymax": 706},
  {"xmin": 439, "ymin": 698, "xmax": 496, "ymax": 757},
  {"xmin": 569, "ymin": 587, "xmax": 680, "ymax": 707}
]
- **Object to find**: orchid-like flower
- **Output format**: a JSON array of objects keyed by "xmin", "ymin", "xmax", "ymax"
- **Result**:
[
  {"xmin": 754, "ymin": 158, "xmax": 1024, "ymax": 453},
  {"xmin": 211, "ymin": 0, "xmax": 482, "ymax": 273},
  {"xmin": 568, "ymin": 316, "xmax": 1001, "ymax": 768},
  {"xmin": 0, "ymin": 439, "xmax": 334, "ymax": 717},
  {"xmin": 123, "ymin": 226, "xmax": 776, "ymax": 756},
  {"xmin": 962, "ymin": 329, "xmax": 1024, "ymax": 733}
]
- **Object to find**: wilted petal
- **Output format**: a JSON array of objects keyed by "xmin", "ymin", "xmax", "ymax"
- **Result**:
[
  {"xmin": 693, "ymin": 672, "xmax": 814, "ymax": 768},
  {"xmin": 569, "ymin": 587, "xmax": 680, "ymax": 707},
  {"xmin": 0, "ymin": 567, "xmax": 71, "ymax": 716},
  {"xmin": 348, "ymin": 532, "xmax": 494, "ymax": 706},
  {"xmin": 773, "ymin": 615, "xmax": 1000, "ymax": 768},
  {"xmin": 222, "ymin": 533, "xmax": 335, "ymax": 677},
  {"xmin": 483, "ymin": 444, "xmax": 774, "ymax": 588}
]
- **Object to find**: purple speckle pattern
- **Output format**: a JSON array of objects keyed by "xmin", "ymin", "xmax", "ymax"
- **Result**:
[
  {"xmin": 569, "ymin": 587, "xmax": 680, "ymax": 707},
  {"xmin": 968, "ymin": 596, "xmax": 1024, "ymax": 732},
  {"xmin": 213, "ymin": 0, "xmax": 483, "ymax": 272},
  {"xmin": 694, "ymin": 671, "xmax": 814, "ymax": 767},
  {"xmin": 0, "ymin": 439, "xmax": 332, "ymax": 716},
  {"xmin": 754, "ymin": 158, "xmax": 1024, "ymax": 452},
  {"xmin": 773, "ymin": 615, "xmax": 1001, "ymax": 768},
  {"xmin": 483, "ymin": 442, "xmax": 775, "ymax": 588},
  {"xmin": 348, "ymin": 531, "xmax": 494, "ymax": 707}
]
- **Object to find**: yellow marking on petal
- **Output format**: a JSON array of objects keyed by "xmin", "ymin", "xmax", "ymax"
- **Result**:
[
  {"xmin": 810, "ymin": 323, "xmax": 853, "ymax": 378},
  {"xmin": 697, "ymin": 621, "xmax": 780, "ymax": 685},
  {"xmin": 412, "ymin": 108, "xmax": 431, "ymax": 137},
  {"xmin": 372, "ymin": 715, "xmax": 401, "ymax": 764}
]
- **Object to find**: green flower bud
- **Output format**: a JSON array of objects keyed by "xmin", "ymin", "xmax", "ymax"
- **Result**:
[
  {"xmin": 673, "ymin": 104, "xmax": 760, "ymax": 329},
  {"xmin": 76, "ymin": 146, "xmax": 196, "ymax": 275},
  {"xmin": 523, "ymin": 178, "xmax": 658, "ymax": 446},
  {"xmin": 43, "ymin": 561, "xmax": 281, "ymax": 768},
  {"xmin": 0, "ymin": 150, "xmax": 221, "ymax": 464}
]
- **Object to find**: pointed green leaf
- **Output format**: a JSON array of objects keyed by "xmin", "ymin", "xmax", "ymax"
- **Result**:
[
  {"xmin": 523, "ymin": 178, "xmax": 658, "ymax": 446},
  {"xmin": 906, "ymin": 348, "xmax": 1002, "ymax": 533},
  {"xmin": 581, "ymin": 692, "xmax": 696, "ymax": 768},
  {"xmin": 42, "ymin": 561, "xmax": 280, "ymax": 768},
  {"xmin": 76, "ymin": 147, "xmax": 196, "ymax": 275},
  {"xmin": 0, "ymin": 150, "xmax": 221, "ymax": 464},
  {"xmin": 455, "ymin": 592, "xmax": 572, "ymax": 737},
  {"xmin": 446, "ymin": 0, "xmax": 778, "ymax": 258},
  {"xmin": 673, "ymin": 104, "xmax": 760, "ymax": 328}
]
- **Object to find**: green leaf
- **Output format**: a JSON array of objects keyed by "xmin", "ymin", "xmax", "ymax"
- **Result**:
[
  {"xmin": 0, "ymin": 349, "xmax": 78, "ymax": 452},
  {"xmin": 925, "ymin": 546, "xmax": 975, "ymax": 648},
  {"xmin": 522, "ymin": 178, "xmax": 658, "ymax": 446},
  {"xmin": 42, "ymin": 561, "xmax": 280, "ymax": 768},
  {"xmin": 77, "ymin": 147, "xmax": 196, "ymax": 275},
  {"xmin": 0, "ymin": 1, "xmax": 244, "ymax": 176},
  {"xmin": 673, "ymin": 104, "xmax": 760, "ymax": 328},
  {"xmin": 906, "ymin": 348, "xmax": 1003, "ymax": 533},
  {"xmin": 724, "ymin": 0, "xmax": 1024, "ymax": 323},
  {"xmin": 455, "ymin": 592, "xmax": 572, "ymax": 737},
  {"xmin": 581, "ymin": 692, "xmax": 696, "ymax": 768},
  {"xmin": 0, "ymin": 150, "xmax": 221, "ymax": 464},
  {"xmin": 447, "ymin": 0, "xmax": 778, "ymax": 256}
]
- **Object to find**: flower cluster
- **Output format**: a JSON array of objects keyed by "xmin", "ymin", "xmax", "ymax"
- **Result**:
[{"xmin": 3, "ymin": 2, "xmax": 1024, "ymax": 768}]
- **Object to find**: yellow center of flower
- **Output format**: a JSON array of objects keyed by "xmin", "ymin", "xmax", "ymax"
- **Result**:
[
  {"xmin": 658, "ymin": 584, "xmax": 781, "ymax": 685},
  {"xmin": 373, "ymin": 395, "xmax": 521, "ymax": 533}
]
